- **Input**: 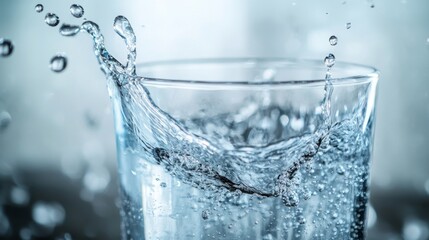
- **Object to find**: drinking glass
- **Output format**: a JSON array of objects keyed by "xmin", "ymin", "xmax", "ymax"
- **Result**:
[{"xmin": 111, "ymin": 58, "xmax": 379, "ymax": 240}]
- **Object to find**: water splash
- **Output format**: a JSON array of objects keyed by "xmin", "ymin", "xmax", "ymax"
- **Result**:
[
  {"xmin": 35, "ymin": 4, "xmax": 43, "ymax": 13},
  {"xmin": 55, "ymin": 14, "xmax": 345, "ymax": 207},
  {"xmin": 50, "ymin": 54, "xmax": 67, "ymax": 73},
  {"xmin": 45, "ymin": 13, "xmax": 60, "ymax": 27},
  {"xmin": 0, "ymin": 39, "xmax": 14, "ymax": 57},
  {"xmin": 70, "ymin": 4, "xmax": 84, "ymax": 18}
]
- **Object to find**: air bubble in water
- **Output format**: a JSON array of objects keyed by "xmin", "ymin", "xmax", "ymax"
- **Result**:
[
  {"xmin": 45, "ymin": 13, "xmax": 60, "ymax": 27},
  {"xmin": 0, "ymin": 111, "xmax": 12, "ymax": 132},
  {"xmin": 0, "ymin": 39, "xmax": 14, "ymax": 57},
  {"xmin": 160, "ymin": 182, "xmax": 167, "ymax": 188},
  {"xmin": 329, "ymin": 36, "xmax": 338, "ymax": 46},
  {"xmin": 35, "ymin": 4, "xmax": 43, "ymax": 13},
  {"xmin": 346, "ymin": 22, "xmax": 352, "ymax": 29},
  {"xmin": 50, "ymin": 54, "xmax": 67, "ymax": 73},
  {"xmin": 32, "ymin": 202, "xmax": 65, "ymax": 228},
  {"xmin": 201, "ymin": 210, "xmax": 209, "ymax": 220},
  {"xmin": 324, "ymin": 53, "xmax": 336, "ymax": 68},
  {"xmin": 70, "ymin": 4, "xmax": 84, "ymax": 18}
]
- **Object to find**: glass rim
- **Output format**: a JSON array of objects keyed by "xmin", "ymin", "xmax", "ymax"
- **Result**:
[{"xmin": 134, "ymin": 58, "xmax": 379, "ymax": 88}]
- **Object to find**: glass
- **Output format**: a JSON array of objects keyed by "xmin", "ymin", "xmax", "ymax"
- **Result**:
[{"xmin": 111, "ymin": 58, "xmax": 379, "ymax": 240}]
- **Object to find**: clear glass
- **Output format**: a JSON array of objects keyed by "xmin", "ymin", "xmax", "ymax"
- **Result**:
[{"xmin": 111, "ymin": 58, "xmax": 379, "ymax": 240}]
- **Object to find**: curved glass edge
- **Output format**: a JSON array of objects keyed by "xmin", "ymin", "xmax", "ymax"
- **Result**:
[{"xmin": 129, "ymin": 58, "xmax": 379, "ymax": 89}]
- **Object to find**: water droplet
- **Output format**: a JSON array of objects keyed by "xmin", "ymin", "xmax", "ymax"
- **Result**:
[
  {"xmin": 367, "ymin": 204, "xmax": 377, "ymax": 228},
  {"xmin": 83, "ymin": 167, "xmax": 111, "ymax": 193},
  {"xmin": 0, "ymin": 111, "xmax": 12, "ymax": 132},
  {"xmin": 70, "ymin": 4, "xmax": 84, "ymax": 18},
  {"xmin": 19, "ymin": 228, "xmax": 32, "ymax": 240},
  {"xmin": 346, "ymin": 22, "xmax": 352, "ymax": 29},
  {"xmin": 160, "ymin": 182, "xmax": 167, "ymax": 188},
  {"xmin": 370, "ymin": 4, "xmax": 375, "ymax": 8},
  {"xmin": 0, "ymin": 211, "xmax": 11, "ymax": 236},
  {"xmin": 32, "ymin": 202, "xmax": 65, "ymax": 228},
  {"xmin": 35, "ymin": 4, "xmax": 43, "ymax": 13},
  {"xmin": 324, "ymin": 53, "xmax": 336, "ymax": 68},
  {"xmin": 50, "ymin": 54, "xmax": 67, "ymax": 73},
  {"xmin": 0, "ymin": 39, "xmax": 14, "ymax": 57},
  {"xmin": 426, "ymin": 38, "xmax": 429, "ymax": 44},
  {"xmin": 60, "ymin": 24, "xmax": 81, "ymax": 37},
  {"xmin": 403, "ymin": 218, "xmax": 429, "ymax": 240},
  {"xmin": 424, "ymin": 179, "xmax": 429, "ymax": 195},
  {"xmin": 45, "ymin": 13, "xmax": 60, "ymax": 27},
  {"xmin": 201, "ymin": 210, "xmax": 210, "ymax": 220},
  {"xmin": 329, "ymin": 35, "xmax": 338, "ymax": 46},
  {"xmin": 11, "ymin": 187, "xmax": 30, "ymax": 205},
  {"xmin": 337, "ymin": 166, "xmax": 346, "ymax": 175}
]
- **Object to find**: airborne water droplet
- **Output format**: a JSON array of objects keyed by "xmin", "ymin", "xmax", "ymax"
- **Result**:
[
  {"xmin": 35, "ymin": 4, "xmax": 43, "ymax": 13},
  {"xmin": 0, "ymin": 39, "xmax": 14, "ymax": 57},
  {"xmin": 329, "ymin": 36, "xmax": 338, "ymax": 46},
  {"xmin": 59, "ymin": 24, "xmax": 81, "ymax": 37},
  {"xmin": 50, "ymin": 54, "xmax": 67, "ymax": 73},
  {"xmin": 346, "ymin": 22, "xmax": 352, "ymax": 29},
  {"xmin": 0, "ymin": 111, "xmax": 12, "ymax": 132},
  {"xmin": 324, "ymin": 53, "xmax": 336, "ymax": 68},
  {"xmin": 70, "ymin": 4, "xmax": 84, "ymax": 18},
  {"xmin": 45, "ymin": 13, "xmax": 60, "ymax": 27}
]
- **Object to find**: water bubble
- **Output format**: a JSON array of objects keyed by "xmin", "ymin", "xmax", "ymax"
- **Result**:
[
  {"xmin": 0, "ymin": 211, "xmax": 11, "ymax": 236},
  {"xmin": 424, "ymin": 179, "xmax": 429, "ymax": 195},
  {"xmin": 60, "ymin": 24, "xmax": 81, "ymax": 37},
  {"xmin": 70, "ymin": 4, "xmax": 84, "ymax": 18},
  {"xmin": 367, "ymin": 204, "xmax": 377, "ymax": 229},
  {"xmin": 83, "ymin": 166, "xmax": 111, "ymax": 193},
  {"xmin": 45, "ymin": 13, "xmax": 60, "ymax": 27},
  {"xmin": 50, "ymin": 54, "xmax": 67, "ymax": 73},
  {"xmin": 0, "ymin": 111, "xmax": 12, "ymax": 132},
  {"xmin": 403, "ymin": 218, "xmax": 429, "ymax": 240},
  {"xmin": 32, "ymin": 202, "xmax": 65, "ymax": 228},
  {"xmin": 337, "ymin": 165, "xmax": 346, "ymax": 175},
  {"xmin": 329, "ymin": 36, "xmax": 338, "ymax": 46},
  {"xmin": 201, "ymin": 210, "xmax": 210, "ymax": 220},
  {"xmin": 35, "ymin": 4, "xmax": 43, "ymax": 13},
  {"xmin": 346, "ymin": 22, "xmax": 352, "ymax": 29},
  {"xmin": 0, "ymin": 39, "xmax": 14, "ymax": 57},
  {"xmin": 324, "ymin": 53, "xmax": 336, "ymax": 68},
  {"xmin": 11, "ymin": 187, "xmax": 30, "ymax": 205},
  {"xmin": 160, "ymin": 182, "xmax": 167, "ymax": 188},
  {"xmin": 370, "ymin": 4, "xmax": 375, "ymax": 8},
  {"xmin": 19, "ymin": 228, "xmax": 32, "ymax": 240}
]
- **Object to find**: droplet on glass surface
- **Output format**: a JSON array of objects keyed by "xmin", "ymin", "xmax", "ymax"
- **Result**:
[
  {"xmin": 50, "ymin": 54, "xmax": 67, "ymax": 73},
  {"xmin": 201, "ymin": 210, "xmax": 210, "ymax": 220},
  {"xmin": 70, "ymin": 4, "xmax": 84, "ymax": 18},
  {"xmin": 35, "ymin": 4, "xmax": 44, "ymax": 13},
  {"xmin": 324, "ymin": 53, "xmax": 336, "ymax": 68},
  {"xmin": 0, "ymin": 39, "xmax": 14, "ymax": 57},
  {"xmin": 329, "ymin": 35, "xmax": 338, "ymax": 46},
  {"xmin": 45, "ymin": 13, "xmax": 60, "ymax": 27}
]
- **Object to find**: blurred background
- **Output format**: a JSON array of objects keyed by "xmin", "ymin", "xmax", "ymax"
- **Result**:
[{"xmin": 1, "ymin": 0, "xmax": 428, "ymax": 239}]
